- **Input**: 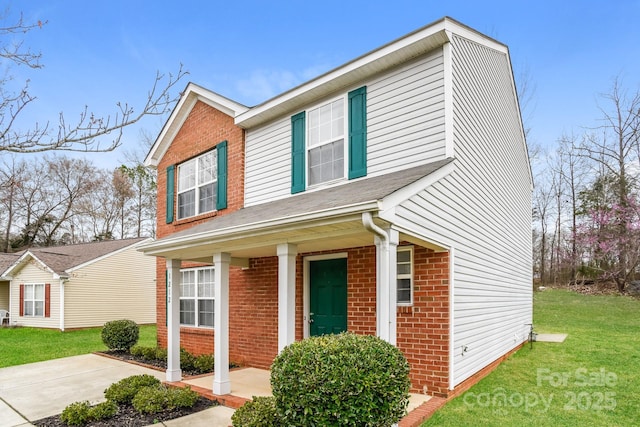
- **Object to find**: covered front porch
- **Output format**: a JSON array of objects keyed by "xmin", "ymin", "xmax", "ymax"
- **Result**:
[
  {"xmin": 139, "ymin": 160, "xmax": 454, "ymax": 396},
  {"xmin": 169, "ymin": 366, "xmax": 439, "ymax": 424}
]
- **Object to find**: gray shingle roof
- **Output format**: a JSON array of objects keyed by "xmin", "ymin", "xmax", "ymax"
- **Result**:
[
  {"xmin": 0, "ymin": 253, "xmax": 21, "ymax": 276},
  {"xmin": 165, "ymin": 158, "xmax": 453, "ymax": 241},
  {"xmin": 23, "ymin": 238, "xmax": 149, "ymax": 276}
]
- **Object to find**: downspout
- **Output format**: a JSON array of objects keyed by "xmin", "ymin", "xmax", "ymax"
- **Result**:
[
  {"xmin": 59, "ymin": 276, "xmax": 68, "ymax": 331},
  {"xmin": 362, "ymin": 212, "xmax": 397, "ymax": 345}
]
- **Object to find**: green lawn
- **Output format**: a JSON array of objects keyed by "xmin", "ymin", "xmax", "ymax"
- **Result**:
[
  {"xmin": 0, "ymin": 324, "xmax": 157, "ymax": 368},
  {"xmin": 423, "ymin": 289, "xmax": 639, "ymax": 426}
]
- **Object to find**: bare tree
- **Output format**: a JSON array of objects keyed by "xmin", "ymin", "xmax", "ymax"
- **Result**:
[
  {"xmin": 0, "ymin": 11, "xmax": 187, "ymax": 154},
  {"xmin": 0, "ymin": 157, "xmax": 27, "ymax": 252}
]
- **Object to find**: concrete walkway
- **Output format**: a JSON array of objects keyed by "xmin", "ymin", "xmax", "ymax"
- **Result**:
[{"xmin": 0, "ymin": 354, "xmax": 234, "ymax": 427}]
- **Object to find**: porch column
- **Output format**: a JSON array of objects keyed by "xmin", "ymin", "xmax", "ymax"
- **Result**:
[
  {"xmin": 375, "ymin": 229, "xmax": 399, "ymax": 345},
  {"xmin": 277, "ymin": 243, "xmax": 298, "ymax": 352},
  {"xmin": 213, "ymin": 252, "xmax": 231, "ymax": 395},
  {"xmin": 166, "ymin": 258, "xmax": 182, "ymax": 382}
]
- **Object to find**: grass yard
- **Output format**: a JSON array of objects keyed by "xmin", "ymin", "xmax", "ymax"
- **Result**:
[
  {"xmin": 0, "ymin": 324, "xmax": 157, "ymax": 368},
  {"xmin": 423, "ymin": 289, "xmax": 639, "ymax": 426}
]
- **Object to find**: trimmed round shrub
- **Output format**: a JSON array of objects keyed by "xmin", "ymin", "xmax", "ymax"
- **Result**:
[
  {"xmin": 61, "ymin": 401, "xmax": 91, "ymax": 426},
  {"xmin": 104, "ymin": 374, "xmax": 161, "ymax": 404},
  {"xmin": 194, "ymin": 354, "xmax": 215, "ymax": 373},
  {"xmin": 232, "ymin": 396, "xmax": 280, "ymax": 427},
  {"xmin": 271, "ymin": 332, "xmax": 410, "ymax": 426},
  {"xmin": 167, "ymin": 385, "xmax": 200, "ymax": 409},
  {"xmin": 132, "ymin": 385, "xmax": 200, "ymax": 414},
  {"xmin": 88, "ymin": 400, "xmax": 118, "ymax": 421},
  {"xmin": 101, "ymin": 319, "xmax": 139, "ymax": 351},
  {"xmin": 132, "ymin": 385, "xmax": 168, "ymax": 414},
  {"xmin": 155, "ymin": 347, "xmax": 168, "ymax": 361}
]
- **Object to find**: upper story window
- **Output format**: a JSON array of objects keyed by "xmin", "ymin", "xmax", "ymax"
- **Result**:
[
  {"xmin": 176, "ymin": 149, "xmax": 219, "ymax": 220},
  {"xmin": 307, "ymin": 98, "xmax": 345, "ymax": 186},
  {"xmin": 397, "ymin": 247, "xmax": 413, "ymax": 305},
  {"xmin": 291, "ymin": 86, "xmax": 367, "ymax": 194}
]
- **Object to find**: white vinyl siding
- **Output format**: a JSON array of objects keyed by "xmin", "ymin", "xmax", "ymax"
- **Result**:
[
  {"xmin": 367, "ymin": 49, "xmax": 446, "ymax": 175},
  {"xmin": 243, "ymin": 48, "xmax": 447, "ymax": 207},
  {"xmin": 62, "ymin": 245, "xmax": 156, "ymax": 329},
  {"xmin": 244, "ymin": 118, "xmax": 291, "ymax": 206},
  {"xmin": 393, "ymin": 35, "xmax": 531, "ymax": 388}
]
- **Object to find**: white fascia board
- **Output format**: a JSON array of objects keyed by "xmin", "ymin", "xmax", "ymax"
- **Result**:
[
  {"xmin": 4, "ymin": 251, "xmax": 55, "ymax": 277},
  {"xmin": 145, "ymin": 83, "xmax": 249, "ymax": 167},
  {"xmin": 65, "ymin": 238, "xmax": 153, "ymax": 274},
  {"xmin": 235, "ymin": 19, "xmax": 452, "ymax": 128},
  {"xmin": 138, "ymin": 201, "xmax": 378, "ymax": 256}
]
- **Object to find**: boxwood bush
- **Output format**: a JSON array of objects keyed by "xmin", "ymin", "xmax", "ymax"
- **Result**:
[
  {"xmin": 270, "ymin": 332, "xmax": 410, "ymax": 426},
  {"xmin": 131, "ymin": 385, "xmax": 199, "ymax": 414},
  {"xmin": 231, "ymin": 396, "xmax": 280, "ymax": 427},
  {"xmin": 101, "ymin": 319, "xmax": 139, "ymax": 351},
  {"xmin": 104, "ymin": 374, "xmax": 161, "ymax": 404},
  {"xmin": 60, "ymin": 400, "xmax": 118, "ymax": 426}
]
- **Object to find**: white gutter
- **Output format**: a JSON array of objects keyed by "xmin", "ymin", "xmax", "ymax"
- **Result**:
[{"xmin": 140, "ymin": 200, "xmax": 378, "ymax": 256}]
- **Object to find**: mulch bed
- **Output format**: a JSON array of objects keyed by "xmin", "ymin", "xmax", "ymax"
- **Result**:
[
  {"xmin": 31, "ymin": 351, "xmax": 218, "ymax": 427},
  {"xmin": 32, "ymin": 398, "xmax": 214, "ymax": 427}
]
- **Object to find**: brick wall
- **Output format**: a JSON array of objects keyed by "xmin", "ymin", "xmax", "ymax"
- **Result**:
[{"xmin": 155, "ymin": 100, "xmax": 245, "ymax": 359}]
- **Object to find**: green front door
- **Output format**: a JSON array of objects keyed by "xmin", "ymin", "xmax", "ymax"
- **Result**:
[{"xmin": 309, "ymin": 258, "xmax": 348, "ymax": 336}]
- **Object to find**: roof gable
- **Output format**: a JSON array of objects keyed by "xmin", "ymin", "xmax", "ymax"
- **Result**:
[
  {"xmin": 145, "ymin": 83, "xmax": 249, "ymax": 167},
  {"xmin": 3, "ymin": 238, "xmax": 150, "ymax": 278}
]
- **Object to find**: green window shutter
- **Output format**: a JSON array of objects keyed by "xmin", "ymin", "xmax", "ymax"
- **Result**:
[
  {"xmin": 165, "ymin": 165, "xmax": 175, "ymax": 223},
  {"xmin": 216, "ymin": 140, "xmax": 228, "ymax": 210},
  {"xmin": 291, "ymin": 111, "xmax": 306, "ymax": 193},
  {"xmin": 348, "ymin": 86, "xmax": 367, "ymax": 179}
]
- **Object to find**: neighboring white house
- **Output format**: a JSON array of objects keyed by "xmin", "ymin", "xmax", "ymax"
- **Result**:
[
  {"xmin": 2, "ymin": 238, "xmax": 156, "ymax": 330},
  {"xmin": 140, "ymin": 16, "xmax": 532, "ymax": 398}
]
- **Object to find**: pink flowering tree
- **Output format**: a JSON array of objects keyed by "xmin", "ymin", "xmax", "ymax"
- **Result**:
[{"xmin": 576, "ymin": 195, "xmax": 640, "ymax": 292}]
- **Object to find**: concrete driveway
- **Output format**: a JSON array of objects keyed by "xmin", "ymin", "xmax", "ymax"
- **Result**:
[{"xmin": 0, "ymin": 354, "xmax": 234, "ymax": 427}]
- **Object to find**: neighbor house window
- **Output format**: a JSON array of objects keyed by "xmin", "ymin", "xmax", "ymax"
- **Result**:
[
  {"xmin": 23, "ymin": 283, "xmax": 45, "ymax": 317},
  {"xmin": 180, "ymin": 267, "xmax": 214, "ymax": 328},
  {"xmin": 177, "ymin": 150, "xmax": 217, "ymax": 219},
  {"xmin": 307, "ymin": 98, "xmax": 345, "ymax": 186},
  {"xmin": 397, "ymin": 247, "xmax": 413, "ymax": 305}
]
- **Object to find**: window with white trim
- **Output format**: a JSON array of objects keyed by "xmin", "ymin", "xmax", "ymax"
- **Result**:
[
  {"xmin": 397, "ymin": 247, "xmax": 413, "ymax": 305},
  {"xmin": 180, "ymin": 267, "xmax": 214, "ymax": 328},
  {"xmin": 24, "ymin": 283, "xmax": 45, "ymax": 317},
  {"xmin": 177, "ymin": 150, "xmax": 217, "ymax": 219},
  {"xmin": 307, "ymin": 98, "xmax": 345, "ymax": 186}
]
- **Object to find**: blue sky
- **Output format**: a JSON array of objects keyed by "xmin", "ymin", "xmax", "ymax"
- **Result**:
[{"xmin": 5, "ymin": 0, "xmax": 640, "ymax": 168}]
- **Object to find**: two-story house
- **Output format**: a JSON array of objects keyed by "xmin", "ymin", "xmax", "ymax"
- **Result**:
[{"xmin": 140, "ymin": 16, "xmax": 532, "ymax": 398}]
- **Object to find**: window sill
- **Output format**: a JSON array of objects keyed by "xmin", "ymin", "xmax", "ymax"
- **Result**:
[{"xmin": 174, "ymin": 210, "xmax": 218, "ymax": 226}]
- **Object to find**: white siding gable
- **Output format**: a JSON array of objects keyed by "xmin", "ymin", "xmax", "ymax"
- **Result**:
[
  {"xmin": 390, "ymin": 34, "xmax": 531, "ymax": 389},
  {"xmin": 244, "ymin": 48, "xmax": 447, "ymax": 207}
]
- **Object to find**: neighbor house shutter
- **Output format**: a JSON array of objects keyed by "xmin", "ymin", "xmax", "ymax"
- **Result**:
[
  {"xmin": 348, "ymin": 86, "xmax": 367, "ymax": 180},
  {"xmin": 44, "ymin": 284, "xmax": 51, "ymax": 318},
  {"xmin": 166, "ymin": 165, "xmax": 175, "ymax": 223},
  {"xmin": 291, "ymin": 111, "xmax": 306, "ymax": 194},
  {"xmin": 19, "ymin": 284, "xmax": 24, "ymax": 316},
  {"xmin": 216, "ymin": 140, "xmax": 228, "ymax": 210}
]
